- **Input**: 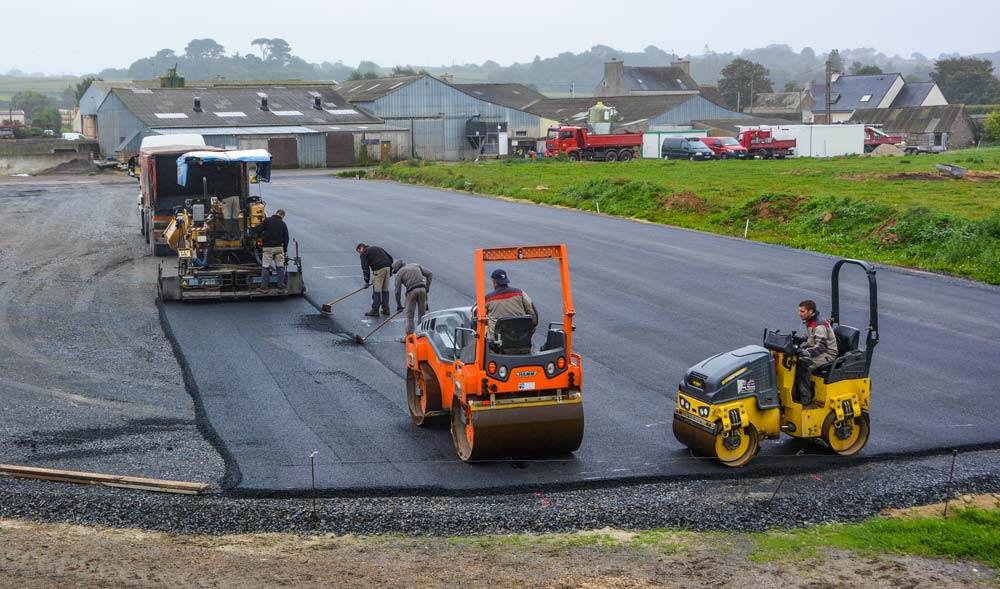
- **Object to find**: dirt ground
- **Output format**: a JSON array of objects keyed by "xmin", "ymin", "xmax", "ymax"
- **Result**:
[{"xmin": 0, "ymin": 514, "xmax": 994, "ymax": 589}]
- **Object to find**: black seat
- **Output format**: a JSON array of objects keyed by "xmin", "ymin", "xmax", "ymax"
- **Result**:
[
  {"xmin": 833, "ymin": 324, "xmax": 860, "ymax": 357},
  {"xmin": 541, "ymin": 328, "xmax": 566, "ymax": 352},
  {"xmin": 492, "ymin": 315, "xmax": 534, "ymax": 355}
]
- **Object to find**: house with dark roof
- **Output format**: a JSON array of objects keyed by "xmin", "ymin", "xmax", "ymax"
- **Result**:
[
  {"xmin": 595, "ymin": 59, "xmax": 700, "ymax": 97},
  {"xmin": 94, "ymin": 85, "xmax": 406, "ymax": 167},
  {"xmin": 750, "ymin": 90, "xmax": 816, "ymax": 120},
  {"xmin": 808, "ymin": 73, "xmax": 947, "ymax": 123},
  {"xmin": 524, "ymin": 94, "xmax": 750, "ymax": 134},
  {"xmin": 335, "ymin": 74, "xmax": 545, "ymax": 160},
  {"xmin": 847, "ymin": 105, "xmax": 975, "ymax": 151}
]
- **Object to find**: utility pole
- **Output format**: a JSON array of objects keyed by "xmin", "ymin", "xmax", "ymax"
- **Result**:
[
  {"xmin": 749, "ymin": 75, "xmax": 755, "ymax": 115},
  {"xmin": 736, "ymin": 92, "xmax": 741, "ymax": 113},
  {"xmin": 571, "ymin": 81, "xmax": 575, "ymax": 98},
  {"xmin": 825, "ymin": 59, "xmax": 832, "ymax": 124}
]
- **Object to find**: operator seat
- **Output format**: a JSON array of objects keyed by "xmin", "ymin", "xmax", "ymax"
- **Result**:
[
  {"xmin": 491, "ymin": 316, "xmax": 534, "ymax": 355},
  {"xmin": 815, "ymin": 324, "xmax": 866, "ymax": 382}
]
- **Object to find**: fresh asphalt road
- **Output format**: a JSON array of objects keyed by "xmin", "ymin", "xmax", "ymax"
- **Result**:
[{"xmin": 162, "ymin": 175, "xmax": 1000, "ymax": 492}]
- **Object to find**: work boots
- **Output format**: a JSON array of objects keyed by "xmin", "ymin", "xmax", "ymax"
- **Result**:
[
  {"xmin": 381, "ymin": 291, "xmax": 391, "ymax": 315},
  {"xmin": 260, "ymin": 268, "xmax": 271, "ymax": 290},
  {"xmin": 366, "ymin": 292, "xmax": 382, "ymax": 317}
]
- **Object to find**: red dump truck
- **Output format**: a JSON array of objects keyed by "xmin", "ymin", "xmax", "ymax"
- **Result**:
[
  {"xmin": 545, "ymin": 126, "xmax": 643, "ymax": 161},
  {"xmin": 736, "ymin": 128, "xmax": 796, "ymax": 159},
  {"xmin": 864, "ymin": 126, "xmax": 906, "ymax": 152}
]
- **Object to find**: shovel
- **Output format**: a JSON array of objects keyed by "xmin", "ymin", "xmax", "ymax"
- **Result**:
[
  {"xmin": 321, "ymin": 284, "xmax": 371, "ymax": 313},
  {"xmin": 355, "ymin": 310, "xmax": 404, "ymax": 344}
]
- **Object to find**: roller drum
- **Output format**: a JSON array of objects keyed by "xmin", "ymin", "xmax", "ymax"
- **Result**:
[{"xmin": 452, "ymin": 399, "xmax": 584, "ymax": 461}]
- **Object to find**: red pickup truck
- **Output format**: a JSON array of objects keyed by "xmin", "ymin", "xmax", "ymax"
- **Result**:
[{"xmin": 545, "ymin": 126, "xmax": 642, "ymax": 162}]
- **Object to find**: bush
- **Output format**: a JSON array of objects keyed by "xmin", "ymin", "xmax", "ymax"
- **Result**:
[{"xmin": 982, "ymin": 111, "xmax": 1000, "ymax": 142}]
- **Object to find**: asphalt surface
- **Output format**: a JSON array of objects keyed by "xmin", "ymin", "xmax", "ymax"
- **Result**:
[{"xmin": 160, "ymin": 175, "xmax": 1000, "ymax": 493}]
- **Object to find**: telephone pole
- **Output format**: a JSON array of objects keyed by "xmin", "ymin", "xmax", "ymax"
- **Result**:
[{"xmin": 825, "ymin": 59, "xmax": 832, "ymax": 124}]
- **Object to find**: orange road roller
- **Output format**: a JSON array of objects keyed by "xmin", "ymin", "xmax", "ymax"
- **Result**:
[{"xmin": 404, "ymin": 245, "xmax": 584, "ymax": 461}]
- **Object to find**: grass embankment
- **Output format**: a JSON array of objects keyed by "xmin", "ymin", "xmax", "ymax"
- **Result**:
[{"xmin": 361, "ymin": 149, "xmax": 1000, "ymax": 284}]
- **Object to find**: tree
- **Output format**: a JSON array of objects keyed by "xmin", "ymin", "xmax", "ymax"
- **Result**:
[
  {"xmin": 983, "ymin": 111, "xmax": 1000, "ymax": 142},
  {"xmin": 185, "ymin": 38, "xmax": 226, "ymax": 60},
  {"xmin": 783, "ymin": 81, "xmax": 801, "ymax": 92},
  {"xmin": 265, "ymin": 38, "xmax": 292, "ymax": 63},
  {"xmin": 251, "ymin": 38, "xmax": 271, "ymax": 60},
  {"xmin": 850, "ymin": 62, "xmax": 883, "ymax": 75},
  {"xmin": 347, "ymin": 69, "xmax": 380, "ymax": 81},
  {"xmin": 32, "ymin": 107, "xmax": 62, "ymax": 131},
  {"xmin": 718, "ymin": 58, "xmax": 773, "ymax": 111},
  {"xmin": 932, "ymin": 57, "xmax": 1000, "ymax": 104},
  {"xmin": 390, "ymin": 66, "xmax": 418, "ymax": 77},
  {"xmin": 11, "ymin": 90, "xmax": 51, "ymax": 119},
  {"xmin": 827, "ymin": 49, "xmax": 844, "ymax": 72},
  {"xmin": 74, "ymin": 76, "xmax": 102, "ymax": 102}
]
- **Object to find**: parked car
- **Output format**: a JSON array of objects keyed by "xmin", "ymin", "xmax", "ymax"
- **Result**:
[
  {"xmin": 661, "ymin": 137, "xmax": 714, "ymax": 161},
  {"xmin": 61, "ymin": 132, "xmax": 85, "ymax": 141},
  {"xmin": 701, "ymin": 136, "xmax": 748, "ymax": 159}
]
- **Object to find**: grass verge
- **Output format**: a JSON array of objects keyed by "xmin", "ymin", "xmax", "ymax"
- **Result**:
[{"xmin": 365, "ymin": 148, "xmax": 1000, "ymax": 285}]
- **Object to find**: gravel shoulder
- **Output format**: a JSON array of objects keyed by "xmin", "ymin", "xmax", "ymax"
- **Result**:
[{"xmin": 0, "ymin": 176, "xmax": 223, "ymax": 485}]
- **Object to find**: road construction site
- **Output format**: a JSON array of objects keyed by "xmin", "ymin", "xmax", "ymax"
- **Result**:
[{"xmin": 1, "ymin": 173, "xmax": 1000, "ymax": 536}]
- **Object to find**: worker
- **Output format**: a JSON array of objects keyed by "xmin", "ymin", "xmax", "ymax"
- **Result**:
[
  {"xmin": 795, "ymin": 299, "xmax": 838, "ymax": 404},
  {"xmin": 255, "ymin": 209, "xmax": 288, "ymax": 290},
  {"xmin": 357, "ymin": 243, "xmax": 393, "ymax": 317},
  {"xmin": 484, "ymin": 268, "xmax": 537, "ymax": 340},
  {"xmin": 220, "ymin": 195, "xmax": 241, "ymax": 240},
  {"xmin": 392, "ymin": 259, "xmax": 433, "ymax": 337}
]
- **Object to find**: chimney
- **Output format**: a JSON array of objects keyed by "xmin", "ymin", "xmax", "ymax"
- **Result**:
[
  {"xmin": 604, "ymin": 58, "xmax": 625, "ymax": 85},
  {"xmin": 260, "ymin": 96, "xmax": 269, "ymax": 111},
  {"xmin": 193, "ymin": 97, "xmax": 202, "ymax": 112},
  {"xmin": 671, "ymin": 59, "xmax": 691, "ymax": 76},
  {"xmin": 313, "ymin": 96, "xmax": 323, "ymax": 110}
]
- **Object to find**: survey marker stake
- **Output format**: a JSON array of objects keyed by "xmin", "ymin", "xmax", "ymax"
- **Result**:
[{"xmin": 355, "ymin": 310, "xmax": 404, "ymax": 344}]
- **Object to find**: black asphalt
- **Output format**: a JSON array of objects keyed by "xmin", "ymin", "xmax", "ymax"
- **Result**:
[{"xmin": 161, "ymin": 175, "xmax": 1000, "ymax": 493}]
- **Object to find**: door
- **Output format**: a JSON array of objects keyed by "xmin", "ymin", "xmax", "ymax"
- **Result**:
[
  {"xmin": 326, "ymin": 132, "xmax": 356, "ymax": 167},
  {"xmin": 268, "ymin": 137, "xmax": 298, "ymax": 168},
  {"xmin": 412, "ymin": 119, "xmax": 444, "ymax": 160},
  {"xmin": 380, "ymin": 141, "xmax": 392, "ymax": 162}
]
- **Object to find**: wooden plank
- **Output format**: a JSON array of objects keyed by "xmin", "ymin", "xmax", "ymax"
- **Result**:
[{"xmin": 0, "ymin": 464, "xmax": 210, "ymax": 495}]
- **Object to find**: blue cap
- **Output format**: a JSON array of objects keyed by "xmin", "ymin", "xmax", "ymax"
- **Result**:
[{"xmin": 491, "ymin": 269, "xmax": 509, "ymax": 285}]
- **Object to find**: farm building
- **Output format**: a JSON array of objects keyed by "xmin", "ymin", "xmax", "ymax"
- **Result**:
[
  {"xmin": 95, "ymin": 85, "xmax": 408, "ymax": 167},
  {"xmin": 335, "ymin": 75, "xmax": 546, "ymax": 160},
  {"xmin": 848, "ymin": 105, "xmax": 976, "ymax": 151},
  {"xmin": 525, "ymin": 94, "xmax": 751, "ymax": 134}
]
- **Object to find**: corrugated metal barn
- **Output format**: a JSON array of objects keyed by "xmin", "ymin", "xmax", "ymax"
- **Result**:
[
  {"xmin": 335, "ymin": 75, "xmax": 544, "ymax": 161},
  {"xmin": 95, "ymin": 85, "xmax": 407, "ymax": 167}
]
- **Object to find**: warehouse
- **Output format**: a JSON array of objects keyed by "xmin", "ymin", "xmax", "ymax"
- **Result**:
[
  {"xmin": 524, "ymin": 94, "xmax": 751, "ymax": 133},
  {"xmin": 94, "ymin": 85, "xmax": 406, "ymax": 167},
  {"xmin": 335, "ymin": 75, "xmax": 545, "ymax": 160}
]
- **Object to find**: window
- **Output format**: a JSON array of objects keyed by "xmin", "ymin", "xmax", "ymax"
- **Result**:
[
  {"xmin": 860, "ymin": 94, "xmax": 872, "ymax": 102},
  {"xmin": 559, "ymin": 131, "xmax": 574, "ymax": 140},
  {"xmin": 515, "ymin": 131, "xmax": 527, "ymax": 137}
]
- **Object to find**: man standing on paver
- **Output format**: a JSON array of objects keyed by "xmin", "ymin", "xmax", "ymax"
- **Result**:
[
  {"xmin": 255, "ymin": 209, "xmax": 288, "ymax": 290},
  {"xmin": 357, "ymin": 243, "xmax": 393, "ymax": 317},
  {"xmin": 392, "ymin": 259, "xmax": 433, "ymax": 337}
]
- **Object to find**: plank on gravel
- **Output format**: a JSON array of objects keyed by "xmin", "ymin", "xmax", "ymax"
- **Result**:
[{"xmin": 0, "ymin": 464, "xmax": 210, "ymax": 495}]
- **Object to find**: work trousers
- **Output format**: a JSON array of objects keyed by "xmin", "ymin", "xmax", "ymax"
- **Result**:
[
  {"xmin": 370, "ymin": 267, "xmax": 391, "ymax": 313},
  {"xmin": 404, "ymin": 288, "xmax": 427, "ymax": 335}
]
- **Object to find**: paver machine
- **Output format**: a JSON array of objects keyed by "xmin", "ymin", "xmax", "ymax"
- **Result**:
[
  {"xmin": 672, "ymin": 259, "xmax": 878, "ymax": 466},
  {"xmin": 158, "ymin": 149, "xmax": 305, "ymax": 301},
  {"xmin": 404, "ymin": 244, "xmax": 584, "ymax": 461}
]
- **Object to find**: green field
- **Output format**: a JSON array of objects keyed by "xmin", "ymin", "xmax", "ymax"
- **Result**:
[
  {"xmin": 367, "ymin": 148, "xmax": 1000, "ymax": 284},
  {"xmin": 0, "ymin": 75, "xmax": 80, "ymax": 104}
]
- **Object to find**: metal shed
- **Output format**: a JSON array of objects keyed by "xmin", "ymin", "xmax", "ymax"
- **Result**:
[{"xmin": 335, "ymin": 75, "xmax": 543, "ymax": 161}]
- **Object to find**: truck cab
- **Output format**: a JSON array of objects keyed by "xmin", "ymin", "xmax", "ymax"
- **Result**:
[{"xmin": 546, "ymin": 127, "xmax": 585, "ymax": 157}]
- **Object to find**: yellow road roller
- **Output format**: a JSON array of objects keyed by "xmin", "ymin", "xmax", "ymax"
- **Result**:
[{"xmin": 673, "ymin": 259, "xmax": 879, "ymax": 466}]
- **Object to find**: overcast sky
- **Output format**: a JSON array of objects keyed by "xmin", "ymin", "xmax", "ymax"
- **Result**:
[{"xmin": 2, "ymin": 0, "xmax": 997, "ymax": 75}]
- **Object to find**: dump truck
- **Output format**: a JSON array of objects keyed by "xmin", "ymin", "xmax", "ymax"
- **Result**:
[
  {"xmin": 157, "ymin": 148, "xmax": 305, "ymax": 301},
  {"xmin": 735, "ymin": 128, "xmax": 796, "ymax": 159},
  {"xmin": 134, "ymin": 135, "xmax": 209, "ymax": 256},
  {"xmin": 863, "ymin": 126, "xmax": 906, "ymax": 153},
  {"xmin": 545, "ymin": 126, "xmax": 642, "ymax": 161}
]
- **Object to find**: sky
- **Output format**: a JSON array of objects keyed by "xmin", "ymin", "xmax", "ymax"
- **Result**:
[{"xmin": 2, "ymin": 0, "xmax": 998, "ymax": 76}]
